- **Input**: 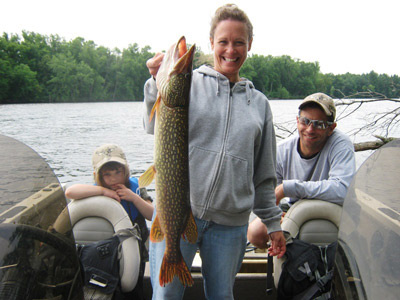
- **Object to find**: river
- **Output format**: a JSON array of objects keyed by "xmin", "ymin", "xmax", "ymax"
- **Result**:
[{"xmin": 0, "ymin": 100, "xmax": 398, "ymax": 191}]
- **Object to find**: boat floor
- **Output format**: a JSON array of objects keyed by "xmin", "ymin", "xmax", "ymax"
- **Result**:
[{"xmin": 142, "ymin": 250, "xmax": 277, "ymax": 299}]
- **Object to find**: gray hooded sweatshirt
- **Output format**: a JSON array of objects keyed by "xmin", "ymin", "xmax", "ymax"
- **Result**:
[{"xmin": 143, "ymin": 65, "xmax": 282, "ymax": 233}]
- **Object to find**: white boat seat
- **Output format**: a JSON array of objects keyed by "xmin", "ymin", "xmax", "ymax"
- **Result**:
[
  {"xmin": 298, "ymin": 219, "xmax": 338, "ymax": 245},
  {"xmin": 273, "ymin": 200, "xmax": 342, "ymax": 288},
  {"xmin": 73, "ymin": 216, "xmax": 115, "ymax": 244},
  {"xmin": 54, "ymin": 196, "xmax": 140, "ymax": 292}
]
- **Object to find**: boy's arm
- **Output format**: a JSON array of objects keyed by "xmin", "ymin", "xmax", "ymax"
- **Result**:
[{"xmin": 65, "ymin": 184, "xmax": 119, "ymax": 201}]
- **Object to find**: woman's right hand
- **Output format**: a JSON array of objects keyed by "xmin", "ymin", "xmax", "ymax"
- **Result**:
[{"xmin": 146, "ymin": 52, "xmax": 164, "ymax": 78}]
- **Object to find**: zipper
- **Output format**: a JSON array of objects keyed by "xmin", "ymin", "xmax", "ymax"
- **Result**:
[{"xmin": 200, "ymin": 84, "xmax": 234, "ymax": 218}]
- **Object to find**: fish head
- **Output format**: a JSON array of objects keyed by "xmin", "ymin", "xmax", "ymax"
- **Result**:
[{"xmin": 156, "ymin": 36, "xmax": 195, "ymax": 108}]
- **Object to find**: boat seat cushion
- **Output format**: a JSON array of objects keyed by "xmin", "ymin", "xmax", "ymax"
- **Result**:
[
  {"xmin": 54, "ymin": 196, "xmax": 141, "ymax": 293},
  {"xmin": 73, "ymin": 216, "xmax": 114, "ymax": 245},
  {"xmin": 298, "ymin": 219, "xmax": 339, "ymax": 246},
  {"xmin": 274, "ymin": 200, "xmax": 342, "ymax": 288},
  {"xmin": 281, "ymin": 199, "xmax": 342, "ymax": 240}
]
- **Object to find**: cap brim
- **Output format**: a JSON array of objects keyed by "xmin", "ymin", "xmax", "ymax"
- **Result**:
[
  {"xmin": 299, "ymin": 100, "xmax": 332, "ymax": 117},
  {"xmin": 95, "ymin": 157, "xmax": 128, "ymax": 172}
]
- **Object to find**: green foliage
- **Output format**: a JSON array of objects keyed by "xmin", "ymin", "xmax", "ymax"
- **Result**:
[
  {"xmin": 0, "ymin": 32, "xmax": 156, "ymax": 103},
  {"xmin": 242, "ymin": 55, "xmax": 321, "ymax": 98},
  {"xmin": 1, "ymin": 31, "xmax": 399, "ymax": 103}
]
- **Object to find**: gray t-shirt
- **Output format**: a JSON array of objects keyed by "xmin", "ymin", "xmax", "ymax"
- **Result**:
[{"xmin": 277, "ymin": 130, "xmax": 356, "ymax": 205}]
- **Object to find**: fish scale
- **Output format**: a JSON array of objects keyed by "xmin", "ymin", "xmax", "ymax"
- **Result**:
[{"xmin": 139, "ymin": 36, "xmax": 197, "ymax": 287}]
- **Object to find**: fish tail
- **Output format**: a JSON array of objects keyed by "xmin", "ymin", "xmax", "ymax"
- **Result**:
[
  {"xmin": 159, "ymin": 254, "xmax": 194, "ymax": 287},
  {"xmin": 150, "ymin": 214, "xmax": 164, "ymax": 242},
  {"xmin": 182, "ymin": 211, "xmax": 197, "ymax": 244}
]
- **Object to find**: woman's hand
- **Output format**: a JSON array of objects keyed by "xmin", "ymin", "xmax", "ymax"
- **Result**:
[
  {"xmin": 146, "ymin": 52, "xmax": 164, "ymax": 78},
  {"xmin": 268, "ymin": 231, "xmax": 286, "ymax": 259}
]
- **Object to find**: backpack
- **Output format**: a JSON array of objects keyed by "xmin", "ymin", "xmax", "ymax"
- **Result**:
[
  {"xmin": 277, "ymin": 237, "xmax": 337, "ymax": 300},
  {"xmin": 77, "ymin": 227, "xmax": 141, "ymax": 300}
]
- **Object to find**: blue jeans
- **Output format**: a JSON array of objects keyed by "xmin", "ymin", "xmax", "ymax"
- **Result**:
[{"xmin": 149, "ymin": 212, "xmax": 248, "ymax": 300}]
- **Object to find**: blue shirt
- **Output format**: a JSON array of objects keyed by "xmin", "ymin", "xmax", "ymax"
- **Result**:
[
  {"xmin": 95, "ymin": 177, "xmax": 140, "ymax": 222},
  {"xmin": 120, "ymin": 177, "xmax": 140, "ymax": 222}
]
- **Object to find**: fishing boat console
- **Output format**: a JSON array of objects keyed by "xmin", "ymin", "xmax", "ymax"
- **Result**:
[{"xmin": 0, "ymin": 134, "xmax": 84, "ymax": 299}]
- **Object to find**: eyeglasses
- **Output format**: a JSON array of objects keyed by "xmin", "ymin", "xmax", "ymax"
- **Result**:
[{"xmin": 298, "ymin": 116, "xmax": 333, "ymax": 130}]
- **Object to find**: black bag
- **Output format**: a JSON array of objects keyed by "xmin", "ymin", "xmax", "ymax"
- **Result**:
[
  {"xmin": 277, "ymin": 238, "xmax": 337, "ymax": 300},
  {"xmin": 77, "ymin": 227, "xmax": 141, "ymax": 300},
  {"xmin": 78, "ymin": 235, "xmax": 121, "ymax": 297}
]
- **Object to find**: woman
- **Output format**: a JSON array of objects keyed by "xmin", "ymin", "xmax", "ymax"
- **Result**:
[{"xmin": 143, "ymin": 4, "xmax": 285, "ymax": 299}]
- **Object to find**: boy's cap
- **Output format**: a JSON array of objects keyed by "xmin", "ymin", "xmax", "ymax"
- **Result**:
[
  {"xmin": 92, "ymin": 144, "xmax": 128, "ymax": 172},
  {"xmin": 299, "ymin": 92, "xmax": 336, "ymax": 121}
]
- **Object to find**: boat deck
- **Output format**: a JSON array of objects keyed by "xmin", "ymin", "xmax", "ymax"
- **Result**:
[{"xmin": 143, "ymin": 250, "xmax": 277, "ymax": 299}]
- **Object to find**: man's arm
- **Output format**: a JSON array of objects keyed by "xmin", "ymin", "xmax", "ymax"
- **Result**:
[{"xmin": 283, "ymin": 138, "xmax": 355, "ymax": 204}]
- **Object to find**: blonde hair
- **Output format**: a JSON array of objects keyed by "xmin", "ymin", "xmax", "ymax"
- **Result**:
[
  {"xmin": 210, "ymin": 3, "xmax": 253, "ymax": 42},
  {"xmin": 94, "ymin": 161, "xmax": 130, "ymax": 188}
]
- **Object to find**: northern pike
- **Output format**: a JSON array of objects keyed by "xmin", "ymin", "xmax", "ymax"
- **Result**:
[{"xmin": 139, "ymin": 36, "xmax": 197, "ymax": 287}]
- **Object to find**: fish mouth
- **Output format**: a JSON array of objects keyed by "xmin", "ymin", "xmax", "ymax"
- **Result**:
[
  {"xmin": 171, "ymin": 36, "xmax": 195, "ymax": 75},
  {"xmin": 156, "ymin": 36, "xmax": 195, "ymax": 99},
  {"xmin": 159, "ymin": 36, "xmax": 195, "ymax": 79}
]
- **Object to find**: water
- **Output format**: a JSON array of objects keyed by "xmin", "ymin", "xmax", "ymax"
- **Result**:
[
  {"xmin": 0, "ymin": 102, "xmax": 153, "ymax": 185},
  {"xmin": 0, "ymin": 100, "xmax": 398, "ymax": 189}
]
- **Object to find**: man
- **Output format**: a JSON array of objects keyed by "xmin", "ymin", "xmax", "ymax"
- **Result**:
[{"xmin": 248, "ymin": 92, "xmax": 356, "ymax": 249}]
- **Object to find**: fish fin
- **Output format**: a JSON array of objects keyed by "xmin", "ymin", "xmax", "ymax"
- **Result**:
[
  {"xmin": 182, "ymin": 211, "xmax": 197, "ymax": 244},
  {"xmin": 159, "ymin": 254, "xmax": 194, "ymax": 287},
  {"xmin": 149, "ymin": 94, "xmax": 161, "ymax": 123},
  {"xmin": 139, "ymin": 165, "xmax": 156, "ymax": 188},
  {"xmin": 150, "ymin": 214, "xmax": 164, "ymax": 243}
]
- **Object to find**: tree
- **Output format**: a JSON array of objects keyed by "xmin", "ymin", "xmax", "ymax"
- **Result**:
[
  {"xmin": 1, "ymin": 30, "xmax": 399, "ymax": 102},
  {"xmin": 47, "ymin": 53, "xmax": 104, "ymax": 101},
  {"xmin": 0, "ymin": 33, "xmax": 41, "ymax": 103},
  {"xmin": 8, "ymin": 64, "xmax": 41, "ymax": 101},
  {"xmin": 0, "ymin": 59, "xmax": 11, "ymax": 101},
  {"xmin": 241, "ymin": 54, "xmax": 270, "ymax": 94},
  {"xmin": 112, "ymin": 44, "xmax": 154, "ymax": 101},
  {"xmin": 19, "ymin": 31, "xmax": 52, "ymax": 99}
]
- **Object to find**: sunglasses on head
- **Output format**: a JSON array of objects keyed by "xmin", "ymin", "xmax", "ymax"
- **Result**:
[{"xmin": 298, "ymin": 116, "xmax": 333, "ymax": 130}]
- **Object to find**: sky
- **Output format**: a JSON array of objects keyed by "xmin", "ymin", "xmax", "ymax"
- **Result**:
[{"xmin": 2, "ymin": 0, "xmax": 399, "ymax": 75}]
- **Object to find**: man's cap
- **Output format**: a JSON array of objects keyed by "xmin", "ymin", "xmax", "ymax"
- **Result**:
[
  {"xmin": 92, "ymin": 144, "xmax": 128, "ymax": 173},
  {"xmin": 299, "ymin": 92, "xmax": 336, "ymax": 121}
]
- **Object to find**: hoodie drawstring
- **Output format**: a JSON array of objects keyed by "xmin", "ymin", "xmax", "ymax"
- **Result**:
[
  {"xmin": 213, "ymin": 70, "xmax": 251, "ymax": 104},
  {"xmin": 246, "ymin": 82, "xmax": 251, "ymax": 105},
  {"xmin": 216, "ymin": 73, "xmax": 220, "ymax": 96}
]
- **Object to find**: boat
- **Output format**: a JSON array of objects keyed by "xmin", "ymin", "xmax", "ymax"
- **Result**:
[
  {"xmin": 332, "ymin": 138, "xmax": 400, "ymax": 299},
  {"xmin": 0, "ymin": 134, "xmax": 84, "ymax": 299},
  {"xmin": 0, "ymin": 133, "xmax": 399, "ymax": 299}
]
